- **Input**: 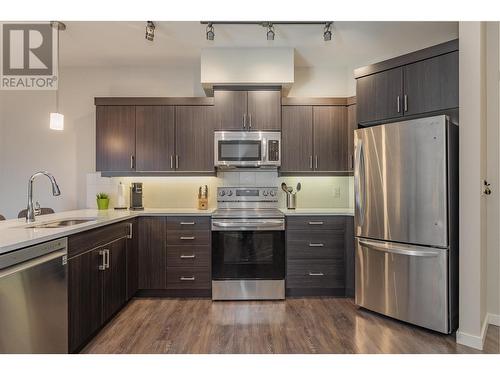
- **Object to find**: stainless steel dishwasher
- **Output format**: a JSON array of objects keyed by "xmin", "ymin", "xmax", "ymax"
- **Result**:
[{"xmin": 0, "ymin": 238, "xmax": 68, "ymax": 353}]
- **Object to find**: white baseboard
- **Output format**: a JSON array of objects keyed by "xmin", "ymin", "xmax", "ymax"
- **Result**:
[
  {"xmin": 456, "ymin": 315, "xmax": 489, "ymax": 350},
  {"xmin": 488, "ymin": 313, "xmax": 500, "ymax": 326}
]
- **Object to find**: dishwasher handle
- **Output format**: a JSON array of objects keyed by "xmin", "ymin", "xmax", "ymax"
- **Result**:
[{"xmin": 0, "ymin": 249, "xmax": 67, "ymax": 279}]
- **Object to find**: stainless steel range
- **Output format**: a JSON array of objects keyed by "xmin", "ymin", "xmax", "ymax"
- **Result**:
[{"xmin": 211, "ymin": 186, "xmax": 285, "ymax": 300}]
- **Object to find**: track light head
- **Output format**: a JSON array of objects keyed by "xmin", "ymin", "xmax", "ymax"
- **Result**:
[
  {"xmin": 206, "ymin": 23, "xmax": 215, "ymax": 41},
  {"xmin": 145, "ymin": 21, "xmax": 155, "ymax": 41},
  {"xmin": 323, "ymin": 22, "xmax": 332, "ymax": 41},
  {"xmin": 266, "ymin": 23, "xmax": 275, "ymax": 41}
]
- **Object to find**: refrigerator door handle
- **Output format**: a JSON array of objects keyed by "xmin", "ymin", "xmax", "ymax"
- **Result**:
[
  {"xmin": 354, "ymin": 138, "xmax": 365, "ymax": 225},
  {"xmin": 358, "ymin": 239, "xmax": 442, "ymax": 257}
]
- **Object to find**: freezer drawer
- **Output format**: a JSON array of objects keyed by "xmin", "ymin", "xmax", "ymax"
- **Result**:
[{"xmin": 355, "ymin": 238, "xmax": 449, "ymax": 333}]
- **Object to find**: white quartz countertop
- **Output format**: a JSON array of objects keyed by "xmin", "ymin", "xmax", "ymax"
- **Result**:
[
  {"xmin": 280, "ymin": 208, "xmax": 354, "ymax": 216},
  {"xmin": 0, "ymin": 208, "xmax": 214, "ymax": 255},
  {"xmin": 0, "ymin": 207, "xmax": 353, "ymax": 254}
]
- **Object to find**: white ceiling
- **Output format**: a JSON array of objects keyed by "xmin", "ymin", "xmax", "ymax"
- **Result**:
[{"xmin": 60, "ymin": 21, "xmax": 458, "ymax": 69}]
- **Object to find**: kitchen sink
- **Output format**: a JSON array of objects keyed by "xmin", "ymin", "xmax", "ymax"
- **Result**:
[{"xmin": 24, "ymin": 218, "xmax": 97, "ymax": 229}]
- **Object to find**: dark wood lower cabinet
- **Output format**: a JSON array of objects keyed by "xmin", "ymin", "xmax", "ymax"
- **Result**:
[
  {"xmin": 102, "ymin": 238, "xmax": 128, "ymax": 320},
  {"xmin": 138, "ymin": 217, "xmax": 167, "ymax": 289},
  {"xmin": 285, "ymin": 215, "xmax": 354, "ymax": 297}
]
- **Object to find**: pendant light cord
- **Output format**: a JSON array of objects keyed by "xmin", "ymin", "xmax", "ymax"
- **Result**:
[{"xmin": 56, "ymin": 26, "xmax": 60, "ymax": 112}]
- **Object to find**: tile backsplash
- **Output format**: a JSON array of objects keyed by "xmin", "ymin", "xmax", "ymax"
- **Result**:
[{"xmin": 86, "ymin": 171, "xmax": 353, "ymax": 210}]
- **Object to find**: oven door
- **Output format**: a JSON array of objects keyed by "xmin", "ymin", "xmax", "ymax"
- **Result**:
[{"xmin": 212, "ymin": 224, "xmax": 285, "ymax": 280}]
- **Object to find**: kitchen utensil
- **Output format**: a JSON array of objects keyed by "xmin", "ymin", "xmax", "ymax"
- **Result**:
[
  {"xmin": 287, "ymin": 186, "xmax": 293, "ymax": 194},
  {"xmin": 296, "ymin": 182, "xmax": 301, "ymax": 192},
  {"xmin": 286, "ymin": 192, "xmax": 297, "ymax": 209},
  {"xmin": 281, "ymin": 182, "xmax": 288, "ymax": 193}
]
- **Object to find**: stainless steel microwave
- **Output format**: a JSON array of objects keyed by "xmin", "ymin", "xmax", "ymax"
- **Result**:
[{"xmin": 214, "ymin": 131, "xmax": 281, "ymax": 168}]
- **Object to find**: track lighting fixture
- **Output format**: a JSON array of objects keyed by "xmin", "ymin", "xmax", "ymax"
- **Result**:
[
  {"xmin": 323, "ymin": 22, "xmax": 332, "ymax": 41},
  {"xmin": 145, "ymin": 21, "xmax": 155, "ymax": 41},
  {"xmin": 206, "ymin": 23, "xmax": 215, "ymax": 41},
  {"xmin": 266, "ymin": 23, "xmax": 275, "ymax": 41}
]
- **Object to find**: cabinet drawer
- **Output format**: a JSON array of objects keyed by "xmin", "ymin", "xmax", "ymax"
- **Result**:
[
  {"xmin": 166, "ymin": 230, "xmax": 210, "ymax": 245},
  {"xmin": 286, "ymin": 259, "xmax": 345, "ymax": 289},
  {"xmin": 167, "ymin": 245, "xmax": 210, "ymax": 267},
  {"xmin": 287, "ymin": 231, "xmax": 345, "ymax": 259},
  {"xmin": 166, "ymin": 267, "xmax": 211, "ymax": 289},
  {"xmin": 68, "ymin": 221, "xmax": 131, "ymax": 258},
  {"xmin": 286, "ymin": 216, "xmax": 346, "ymax": 231},
  {"xmin": 166, "ymin": 216, "xmax": 210, "ymax": 231}
]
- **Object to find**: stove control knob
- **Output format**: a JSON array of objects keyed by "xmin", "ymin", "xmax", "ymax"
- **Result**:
[
  {"xmin": 263, "ymin": 190, "xmax": 268, "ymax": 196},
  {"xmin": 227, "ymin": 190, "xmax": 233, "ymax": 196},
  {"xmin": 219, "ymin": 190, "xmax": 225, "ymax": 196},
  {"xmin": 270, "ymin": 190, "xmax": 276, "ymax": 197}
]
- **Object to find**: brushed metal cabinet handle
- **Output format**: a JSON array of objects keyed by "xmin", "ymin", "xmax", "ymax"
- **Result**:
[
  {"xmin": 104, "ymin": 249, "xmax": 110, "ymax": 269},
  {"xmin": 308, "ymin": 243, "xmax": 325, "ymax": 247},
  {"xmin": 397, "ymin": 96, "xmax": 400, "ymax": 113},
  {"xmin": 180, "ymin": 276, "xmax": 195, "ymax": 281},
  {"xmin": 315, "ymin": 156, "xmax": 318, "ymax": 169},
  {"xmin": 175, "ymin": 155, "xmax": 179, "ymax": 169},
  {"xmin": 249, "ymin": 113, "xmax": 252, "ymax": 129},
  {"xmin": 170, "ymin": 155, "xmax": 174, "ymax": 169},
  {"xmin": 404, "ymin": 94, "xmax": 408, "ymax": 112},
  {"xmin": 180, "ymin": 222, "xmax": 195, "ymax": 225},
  {"xmin": 98, "ymin": 250, "xmax": 106, "ymax": 271},
  {"xmin": 127, "ymin": 222, "xmax": 133, "ymax": 239},
  {"xmin": 308, "ymin": 221, "xmax": 324, "ymax": 225},
  {"xmin": 309, "ymin": 272, "xmax": 324, "ymax": 276},
  {"xmin": 130, "ymin": 155, "xmax": 135, "ymax": 169},
  {"xmin": 309, "ymin": 155, "xmax": 313, "ymax": 169},
  {"xmin": 243, "ymin": 113, "xmax": 247, "ymax": 129},
  {"xmin": 180, "ymin": 236, "xmax": 195, "ymax": 240},
  {"xmin": 180, "ymin": 254, "xmax": 196, "ymax": 259}
]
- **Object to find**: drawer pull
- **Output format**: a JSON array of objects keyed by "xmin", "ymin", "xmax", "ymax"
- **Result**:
[
  {"xmin": 308, "ymin": 221, "xmax": 324, "ymax": 225},
  {"xmin": 180, "ymin": 254, "xmax": 196, "ymax": 259},
  {"xmin": 180, "ymin": 222, "xmax": 195, "ymax": 225},
  {"xmin": 180, "ymin": 276, "xmax": 195, "ymax": 281},
  {"xmin": 180, "ymin": 236, "xmax": 195, "ymax": 240},
  {"xmin": 308, "ymin": 243, "xmax": 324, "ymax": 247},
  {"xmin": 308, "ymin": 272, "xmax": 324, "ymax": 276}
]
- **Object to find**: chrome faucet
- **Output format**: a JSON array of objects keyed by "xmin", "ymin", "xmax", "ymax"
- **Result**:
[{"xmin": 26, "ymin": 171, "xmax": 61, "ymax": 223}]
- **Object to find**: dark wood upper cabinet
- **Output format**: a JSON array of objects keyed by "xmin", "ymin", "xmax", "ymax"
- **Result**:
[
  {"xmin": 347, "ymin": 104, "xmax": 357, "ymax": 172},
  {"xmin": 313, "ymin": 106, "xmax": 348, "ymax": 172},
  {"xmin": 281, "ymin": 106, "xmax": 313, "ymax": 172},
  {"xmin": 356, "ymin": 67, "xmax": 403, "ymax": 124},
  {"xmin": 68, "ymin": 249, "xmax": 102, "ymax": 353},
  {"xmin": 403, "ymin": 51, "xmax": 459, "ymax": 116},
  {"xmin": 138, "ymin": 217, "xmax": 167, "ymax": 289},
  {"xmin": 96, "ymin": 105, "xmax": 136, "ymax": 172},
  {"xmin": 214, "ymin": 88, "xmax": 281, "ymax": 131},
  {"xmin": 175, "ymin": 106, "xmax": 215, "ymax": 172},
  {"xmin": 355, "ymin": 40, "xmax": 458, "ymax": 125},
  {"xmin": 214, "ymin": 90, "xmax": 247, "ymax": 130},
  {"xmin": 102, "ymin": 238, "xmax": 128, "ymax": 321},
  {"xmin": 247, "ymin": 90, "xmax": 281, "ymax": 130},
  {"xmin": 135, "ymin": 106, "xmax": 175, "ymax": 171}
]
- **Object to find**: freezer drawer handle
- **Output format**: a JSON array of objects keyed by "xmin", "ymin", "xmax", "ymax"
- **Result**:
[
  {"xmin": 308, "ymin": 243, "xmax": 324, "ymax": 247},
  {"xmin": 358, "ymin": 239, "xmax": 442, "ymax": 257}
]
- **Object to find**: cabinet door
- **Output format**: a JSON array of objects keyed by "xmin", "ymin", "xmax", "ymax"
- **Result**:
[
  {"xmin": 96, "ymin": 106, "xmax": 136, "ymax": 172},
  {"xmin": 214, "ymin": 90, "xmax": 247, "ymax": 130},
  {"xmin": 126, "ymin": 219, "xmax": 138, "ymax": 299},
  {"xmin": 403, "ymin": 51, "xmax": 458, "ymax": 116},
  {"xmin": 247, "ymin": 90, "xmax": 281, "ymax": 130},
  {"xmin": 281, "ymin": 106, "xmax": 313, "ymax": 172},
  {"xmin": 313, "ymin": 106, "xmax": 348, "ymax": 172},
  {"xmin": 138, "ymin": 217, "xmax": 167, "ymax": 289},
  {"xmin": 68, "ymin": 249, "xmax": 102, "ymax": 353},
  {"xmin": 347, "ymin": 104, "xmax": 357, "ymax": 172},
  {"xmin": 102, "ymin": 238, "xmax": 128, "ymax": 321},
  {"xmin": 356, "ymin": 67, "xmax": 403, "ymax": 124},
  {"xmin": 175, "ymin": 106, "xmax": 215, "ymax": 172},
  {"xmin": 135, "ymin": 106, "xmax": 175, "ymax": 171}
]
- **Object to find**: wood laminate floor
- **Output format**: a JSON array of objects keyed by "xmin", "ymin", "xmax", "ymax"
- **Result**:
[{"xmin": 83, "ymin": 297, "xmax": 500, "ymax": 354}]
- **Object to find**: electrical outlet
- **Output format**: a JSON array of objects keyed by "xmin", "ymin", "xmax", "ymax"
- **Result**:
[{"xmin": 333, "ymin": 187, "xmax": 341, "ymax": 198}]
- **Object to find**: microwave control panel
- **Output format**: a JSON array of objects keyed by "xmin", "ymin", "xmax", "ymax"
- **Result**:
[{"xmin": 268, "ymin": 140, "xmax": 280, "ymax": 162}]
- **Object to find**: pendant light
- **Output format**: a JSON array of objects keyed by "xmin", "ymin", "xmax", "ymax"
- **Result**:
[{"xmin": 50, "ymin": 21, "xmax": 66, "ymax": 131}]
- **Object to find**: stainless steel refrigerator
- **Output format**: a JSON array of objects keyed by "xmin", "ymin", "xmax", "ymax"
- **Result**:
[{"xmin": 354, "ymin": 115, "xmax": 458, "ymax": 334}]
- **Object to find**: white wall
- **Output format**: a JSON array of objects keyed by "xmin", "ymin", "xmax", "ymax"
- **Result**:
[
  {"xmin": 0, "ymin": 63, "xmax": 350, "ymax": 219},
  {"xmin": 486, "ymin": 22, "xmax": 500, "ymax": 322},
  {"xmin": 457, "ymin": 22, "xmax": 490, "ymax": 349}
]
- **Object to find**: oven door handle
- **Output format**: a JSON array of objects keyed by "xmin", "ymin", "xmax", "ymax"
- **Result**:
[{"xmin": 212, "ymin": 219, "xmax": 285, "ymax": 231}]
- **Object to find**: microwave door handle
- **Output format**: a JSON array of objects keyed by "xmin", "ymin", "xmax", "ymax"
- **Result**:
[{"xmin": 262, "ymin": 138, "xmax": 267, "ymax": 164}]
